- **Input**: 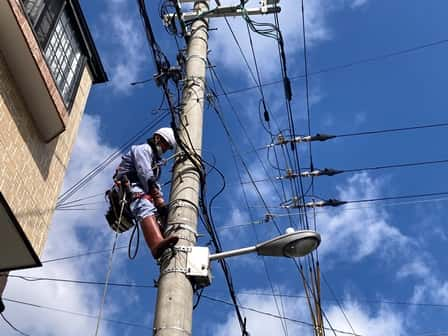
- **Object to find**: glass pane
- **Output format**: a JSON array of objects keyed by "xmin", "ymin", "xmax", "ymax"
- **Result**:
[
  {"xmin": 43, "ymin": 8, "xmax": 84, "ymax": 108},
  {"xmin": 23, "ymin": 0, "xmax": 45, "ymax": 25}
]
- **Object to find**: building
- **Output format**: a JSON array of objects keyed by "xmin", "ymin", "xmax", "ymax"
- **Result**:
[{"xmin": 0, "ymin": 0, "xmax": 107, "ymax": 278}]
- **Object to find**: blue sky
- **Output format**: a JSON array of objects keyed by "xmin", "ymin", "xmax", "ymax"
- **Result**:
[{"xmin": 2, "ymin": 0, "xmax": 448, "ymax": 335}]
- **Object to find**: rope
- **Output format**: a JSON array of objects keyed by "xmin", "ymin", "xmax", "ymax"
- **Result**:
[{"xmin": 94, "ymin": 190, "xmax": 127, "ymax": 335}]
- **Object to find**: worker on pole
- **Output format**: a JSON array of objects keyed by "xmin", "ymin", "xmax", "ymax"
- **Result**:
[{"xmin": 108, "ymin": 127, "xmax": 178, "ymax": 259}]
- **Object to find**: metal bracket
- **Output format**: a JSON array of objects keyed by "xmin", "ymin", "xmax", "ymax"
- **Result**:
[
  {"xmin": 165, "ymin": 223, "xmax": 198, "ymax": 237},
  {"xmin": 154, "ymin": 326, "xmax": 192, "ymax": 336},
  {"xmin": 164, "ymin": 4, "xmax": 281, "ymax": 24}
]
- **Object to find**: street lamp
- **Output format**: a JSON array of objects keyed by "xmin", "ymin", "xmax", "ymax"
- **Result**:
[
  {"xmin": 183, "ymin": 229, "xmax": 321, "ymax": 287},
  {"xmin": 209, "ymin": 229, "xmax": 321, "ymax": 261}
]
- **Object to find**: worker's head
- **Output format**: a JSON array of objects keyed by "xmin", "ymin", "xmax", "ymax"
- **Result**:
[{"xmin": 153, "ymin": 127, "xmax": 176, "ymax": 155}]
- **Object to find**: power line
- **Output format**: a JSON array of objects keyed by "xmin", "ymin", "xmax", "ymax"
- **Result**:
[
  {"xmin": 214, "ymin": 195, "xmax": 448, "ymax": 231},
  {"xmin": 3, "ymin": 298, "xmax": 152, "ymax": 330},
  {"xmin": 40, "ymin": 246, "xmax": 129, "ymax": 264},
  {"xmin": 256, "ymin": 121, "xmax": 448, "ymax": 151},
  {"xmin": 335, "ymin": 121, "xmax": 448, "ymax": 138},
  {"xmin": 1, "ymin": 313, "xmax": 31, "ymax": 336},
  {"xmin": 217, "ymin": 37, "xmax": 448, "ymax": 97},
  {"xmin": 7, "ymin": 275, "xmax": 156, "ymax": 289},
  {"xmin": 235, "ymin": 291, "xmax": 448, "ymax": 309},
  {"xmin": 201, "ymin": 294, "xmax": 361, "ymax": 336},
  {"xmin": 10, "ymin": 274, "xmax": 448, "ymax": 309},
  {"xmin": 235, "ymin": 158, "xmax": 448, "ymax": 185}
]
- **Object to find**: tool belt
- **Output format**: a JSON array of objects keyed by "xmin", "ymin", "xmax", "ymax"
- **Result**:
[{"xmin": 105, "ymin": 176, "xmax": 136, "ymax": 233}]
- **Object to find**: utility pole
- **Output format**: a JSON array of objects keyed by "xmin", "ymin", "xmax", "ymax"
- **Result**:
[{"xmin": 153, "ymin": 0, "xmax": 209, "ymax": 335}]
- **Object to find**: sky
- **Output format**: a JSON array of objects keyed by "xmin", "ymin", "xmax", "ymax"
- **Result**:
[{"xmin": 2, "ymin": 0, "xmax": 448, "ymax": 335}]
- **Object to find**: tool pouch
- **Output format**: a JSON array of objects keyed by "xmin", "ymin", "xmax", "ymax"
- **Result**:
[{"xmin": 105, "ymin": 176, "xmax": 135, "ymax": 233}]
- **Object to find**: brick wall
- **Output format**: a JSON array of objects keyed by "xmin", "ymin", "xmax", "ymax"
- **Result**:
[{"xmin": 0, "ymin": 51, "xmax": 92, "ymax": 256}]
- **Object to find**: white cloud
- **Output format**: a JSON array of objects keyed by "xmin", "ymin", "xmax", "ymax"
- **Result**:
[
  {"xmin": 208, "ymin": 0, "xmax": 369, "ymax": 82},
  {"xmin": 212, "ymin": 290, "xmax": 311, "ymax": 336},
  {"xmin": 317, "ymin": 173, "xmax": 408, "ymax": 261},
  {"xmin": 349, "ymin": 0, "xmax": 369, "ymax": 9},
  {"xmin": 0, "ymin": 114, "xmax": 128, "ymax": 336},
  {"xmin": 397, "ymin": 259, "xmax": 431, "ymax": 279},
  {"xmin": 100, "ymin": 1, "xmax": 147, "ymax": 93},
  {"xmin": 326, "ymin": 300, "xmax": 404, "ymax": 336},
  {"xmin": 212, "ymin": 290, "xmax": 404, "ymax": 336}
]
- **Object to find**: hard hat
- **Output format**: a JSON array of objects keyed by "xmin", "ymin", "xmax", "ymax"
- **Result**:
[{"xmin": 154, "ymin": 127, "xmax": 176, "ymax": 149}]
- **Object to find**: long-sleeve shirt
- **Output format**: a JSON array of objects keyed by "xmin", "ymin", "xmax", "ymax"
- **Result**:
[{"xmin": 115, "ymin": 144, "xmax": 160, "ymax": 194}]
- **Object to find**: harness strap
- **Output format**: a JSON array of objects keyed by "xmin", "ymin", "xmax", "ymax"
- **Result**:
[{"xmin": 133, "ymin": 192, "xmax": 154, "ymax": 203}]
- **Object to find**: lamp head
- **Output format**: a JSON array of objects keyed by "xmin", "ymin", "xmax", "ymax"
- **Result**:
[{"xmin": 256, "ymin": 229, "xmax": 321, "ymax": 258}]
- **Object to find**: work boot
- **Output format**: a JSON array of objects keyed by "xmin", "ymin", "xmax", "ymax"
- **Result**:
[{"xmin": 141, "ymin": 215, "xmax": 178, "ymax": 259}]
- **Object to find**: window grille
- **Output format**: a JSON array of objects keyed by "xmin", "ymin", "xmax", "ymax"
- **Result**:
[{"xmin": 21, "ymin": 1, "xmax": 85, "ymax": 109}]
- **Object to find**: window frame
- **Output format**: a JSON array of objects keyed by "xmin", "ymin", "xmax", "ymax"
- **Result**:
[{"xmin": 21, "ymin": 0, "xmax": 86, "ymax": 111}]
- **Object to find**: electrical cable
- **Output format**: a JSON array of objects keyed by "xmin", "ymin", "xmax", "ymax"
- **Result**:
[
  {"xmin": 236, "ymin": 291, "xmax": 448, "ymax": 308},
  {"xmin": 235, "ymin": 158, "xmax": 448, "ymax": 185},
  {"xmin": 201, "ymin": 294, "xmax": 361, "ymax": 336},
  {"xmin": 10, "ymin": 274, "xmax": 448, "ymax": 309},
  {"xmin": 1, "ymin": 313, "xmax": 32, "ymax": 336},
  {"xmin": 3, "ymin": 298, "xmax": 152, "ymax": 330},
  {"xmin": 215, "ymin": 37, "xmax": 448, "ymax": 97},
  {"xmin": 7, "ymin": 275, "xmax": 156, "ymax": 289},
  {"xmin": 346, "ymin": 191, "xmax": 448, "ymax": 205},
  {"xmin": 137, "ymin": 2, "xmax": 250, "ymax": 334},
  {"xmin": 251, "ymin": 121, "xmax": 448, "ymax": 152},
  {"xmin": 40, "ymin": 246, "xmax": 129, "ymax": 264},
  {"xmin": 335, "ymin": 121, "xmax": 448, "ymax": 138},
  {"xmin": 231, "ymin": 149, "xmax": 290, "ymax": 336}
]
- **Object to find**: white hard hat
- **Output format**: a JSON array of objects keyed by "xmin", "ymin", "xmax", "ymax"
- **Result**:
[{"xmin": 154, "ymin": 127, "xmax": 176, "ymax": 149}]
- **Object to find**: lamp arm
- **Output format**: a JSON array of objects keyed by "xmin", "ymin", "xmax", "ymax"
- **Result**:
[{"xmin": 209, "ymin": 245, "xmax": 257, "ymax": 261}]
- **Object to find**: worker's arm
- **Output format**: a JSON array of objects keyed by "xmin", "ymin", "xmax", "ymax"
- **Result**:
[{"xmin": 132, "ymin": 144, "xmax": 165, "ymax": 208}]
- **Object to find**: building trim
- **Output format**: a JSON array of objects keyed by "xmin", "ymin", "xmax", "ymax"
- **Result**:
[
  {"xmin": 0, "ymin": 193, "xmax": 42, "ymax": 273},
  {"xmin": 2, "ymin": 0, "xmax": 68, "ymax": 141}
]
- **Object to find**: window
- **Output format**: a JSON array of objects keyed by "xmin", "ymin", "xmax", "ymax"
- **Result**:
[
  {"xmin": 44, "ymin": 10, "xmax": 83, "ymax": 106},
  {"xmin": 22, "ymin": 0, "xmax": 85, "ymax": 108}
]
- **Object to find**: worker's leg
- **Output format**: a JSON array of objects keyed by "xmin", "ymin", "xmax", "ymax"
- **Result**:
[
  {"xmin": 130, "ymin": 187, "xmax": 178, "ymax": 259},
  {"xmin": 140, "ymin": 215, "xmax": 178, "ymax": 259}
]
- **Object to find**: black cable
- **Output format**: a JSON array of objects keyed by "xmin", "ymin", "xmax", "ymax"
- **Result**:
[
  {"xmin": 236, "ymin": 290, "xmax": 448, "ymax": 308},
  {"xmin": 137, "ymin": 3, "xmax": 249, "ymax": 333},
  {"xmin": 321, "ymin": 272, "xmax": 357, "ymax": 335},
  {"xmin": 11, "ymin": 273, "xmax": 448, "ymax": 309},
  {"xmin": 335, "ymin": 121, "xmax": 448, "ymax": 138},
  {"xmin": 232, "ymin": 152, "xmax": 291, "ymax": 336},
  {"xmin": 201, "ymin": 294, "xmax": 360, "ymax": 336},
  {"xmin": 237, "ymin": 158, "xmax": 448, "ymax": 185},
  {"xmin": 216, "ymin": 37, "xmax": 448, "ymax": 97},
  {"xmin": 251, "ymin": 121, "xmax": 448, "ymax": 153},
  {"xmin": 1, "ymin": 313, "xmax": 32, "ymax": 336},
  {"xmin": 347, "ymin": 191, "xmax": 448, "ymax": 205},
  {"xmin": 127, "ymin": 221, "xmax": 140, "ymax": 260},
  {"xmin": 8, "ymin": 275, "xmax": 156, "ymax": 288},
  {"xmin": 41, "ymin": 246, "xmax": 129, "ymax": 264},
  {"xmin": 3, "ymin": 298, "xmax": 152, "ymax": 330}
]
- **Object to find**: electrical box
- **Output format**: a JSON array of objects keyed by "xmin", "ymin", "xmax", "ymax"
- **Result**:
[
  {"xmin": 186, "ymin": 246, "xmax": 212, "ymax": 288},
  {"xmin": 260, "ymin": 0, "xmax": 280, "ymax": 7}
]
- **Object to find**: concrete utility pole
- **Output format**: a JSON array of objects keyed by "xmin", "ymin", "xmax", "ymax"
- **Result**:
[{"xmin": 153, "ymin": 0, "xmax": 209, "ymax": 335}]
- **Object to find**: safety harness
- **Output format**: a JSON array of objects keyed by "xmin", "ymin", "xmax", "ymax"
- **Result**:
[{"xmin": 105, "ymin": 142, "xmax": 161, "ymax": 233}]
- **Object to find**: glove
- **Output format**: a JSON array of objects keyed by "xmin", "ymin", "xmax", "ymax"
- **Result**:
[{"xmin": 148, "ymin": 182, "xmax": 165, "ymax": 208}]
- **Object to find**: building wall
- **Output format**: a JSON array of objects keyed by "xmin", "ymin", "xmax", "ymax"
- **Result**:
[{"xmin": 0, "ymin": 51, "xmax": 93, "ymax": 256}]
